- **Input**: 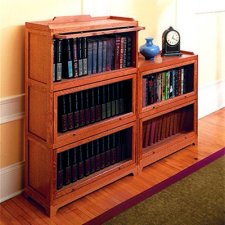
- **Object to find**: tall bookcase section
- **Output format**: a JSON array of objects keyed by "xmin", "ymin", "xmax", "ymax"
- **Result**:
[
  {"xmin": 138, "ymin": 51, "xmax": 198, "ymax": 171},
  {"xmin": 25, "ymin": 15, "xmax": 143, "ymax": 216}
]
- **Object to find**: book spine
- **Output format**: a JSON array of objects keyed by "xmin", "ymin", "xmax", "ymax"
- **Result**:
[
  {"xmin": 126, "ymin": 36, "xmax": 132, "ymax": 67},
  {"xmin": 97, "ymin": 39, "xmax": 103, "ymax": 73},
  {"xmin": 70, "ymin": 148, "xmax": 78, "ymax": 182},
  {"xmin": 89, "ymin": 141, "xmax": 96, "ymax": 174},
  {"xmin": 72, "ymin": 38, "xmax": 79, "ymax": 77},
  {"xmin": 84, "ymin": 143, "xmax": 91, "ymax": 176},
  {"xmin": 102, "ymin": 39, "xmax": 107, "ymax": 72},
  {"xmin": 119, "ymin": 82, "xmax": 125, "ymax": 114},
  {"xmin": 115, "ymin": 82, "xmax": 120, "ymax": 115},
  {"xmin": 142, "ymin": 77, "xmax": 147, "ymax": 107},
  {"xmin": 90, "ymin": 88, "xmax": 96, "ymax": 123},
  {"xmin": 106, "ymin": 85, "xmax": 111, "ymax": 118},
  {"xmin": 92, "ymin": 40, "xmax": 98, "ymax": 74},
  {"xmin": 122, "ymin": 36, "xmax": 127, "ymax": 68},
  {"xmin": 77, "ymin": 38, "xmax": 83, "ymax": 76},
  {"xmin": 110, "ymin": 133, "xmax": 116, "ymax": 165},
  {"xmin": 114, "ymin": 35, "xmax": 121, "ymax": 70},
  {"xmin": 63, "ymin": 151, "xmax": 71, "ymax": 185},
  {"xmin": 57, "ymin": 153, "xmax": 63, "ymax": 189},
  {"xmin": 95, "ymin": 139, "xmax": 101, "ymax": 171},
  {"xmin": 58, "ymin": 95, "xmax": 68, "ymax": 132},
  {"xmin": 105, "ymin": 135, "xmax": 111, "ymax": 167},
  {"xmin": 78, "ymin": 146, "xmax": 84, "ymax": 179},
  {"xmin": 79, "ymin": 91, "xmax": 85, "ymax": 127},
  {"xmin": 53, "ymin": 39, "xmax": 56, "ymax": 82},
  {"xmin": 157, "ymin": 73, "xmax": 162, "ymax": 102},
  {"xmin": 56, "ymin": 39, "xmax": 63, "ymax": 81},
  {"xmin": 100, "ymin": 137, "xmax": 106, "ymax": 169},
  {"xmin": 67, "ymin": 94, "xmax": 74, "ymax": 130},
  {"xmin": 87, "ymin": 39, "xmax": 93, "ymax": 75},
  {"xmin": 84, "ymin": 90, "xmax": 90, "ymax": 125},
  {"xmin": 95, "ymin": 87, "xmax": 102, "ymax": 122},
  {"xmin": 119, "ymin": 36, "xmax": 125, "ymax": 69},
  {"xmin": 101, "ymin": 86, "xmax": 107, "ymax": 120},
  {"xmin": 62, "ymin": 39, "xmax": 73, "ymax": 79},
  {"xmin": 116, "ymin": 132, "xmax": 122, "ymax": 162},
  {"xmin": 111, "ymin": 84, "xmax": 116, "ymax": 117},
  {"xmin": 82, "ymin": 37, "xmax": 88, "ymax": 75},
  {"xmin": 73, "ymin": 93, "xmax": 80, "ymax": 129}
]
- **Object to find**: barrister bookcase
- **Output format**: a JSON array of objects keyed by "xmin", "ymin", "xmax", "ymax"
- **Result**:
[
  {"xmin": 25, "ymin": 15, "xmax": 198, "ymax": 217},
  {"xmin": 25, "ymin": 15, "xmax": 143, "ymax": 216}
]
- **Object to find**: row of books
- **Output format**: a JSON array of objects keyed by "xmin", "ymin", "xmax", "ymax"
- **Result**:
[
  {"xmin": 142, "ymin": 105, "xmax": 193, "ymax": 148},
  {"xmin": 58, "ymin": 81, "xmax": 132, "ymax": 133},
  {"xmin": 53, "ymin": 33, "xmax": 132, "ymax": 82},
  {"xmin": 142, "ymin": 65, "xmax": 193, "ymax": 106},
  {"xmin": 57, "ymin": 129, "xmax": 132, "ymax": 190}
]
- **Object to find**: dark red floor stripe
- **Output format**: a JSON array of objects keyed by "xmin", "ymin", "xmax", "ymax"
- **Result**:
[{"xmin": 84, "ymin": 147, "xmax": 225, "ymax": 225}]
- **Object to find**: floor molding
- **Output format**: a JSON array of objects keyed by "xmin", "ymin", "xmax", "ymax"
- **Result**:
[
  {"xmin": 84, "ymin": 147, "xmax": 225, "ymax": 225},
  {"xmin": 0, "ymin": 161, "xmax": 24, "ymax": 203}
]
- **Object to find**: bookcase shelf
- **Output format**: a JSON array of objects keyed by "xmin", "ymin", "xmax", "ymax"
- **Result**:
[{"xmin": 25, "ymin": 15, "xmax": 198, "ymax": 217}]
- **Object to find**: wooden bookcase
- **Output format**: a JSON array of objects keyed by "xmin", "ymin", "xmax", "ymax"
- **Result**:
[
  {"xmin": 25, "ymin": 15, "xmax": 198, "ymax": 217},
  {"xmin": 137, "ymin": 51, "xmax": 198, "ymax": 171},
  {"xmin": 25, "ymin": 15, "xmax": 143, "ymax": 216}
]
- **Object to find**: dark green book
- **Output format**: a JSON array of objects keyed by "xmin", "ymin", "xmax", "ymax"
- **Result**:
[
  {"xmin": 106, "ymin": 85, "xmax": 111, "ymax": 118},
  {"xmin": 63, "ymin": 150, "xmax": 71, "ymax": 185},
  {"xmin": 101, "ymin": 86, "xmax": 106, "ymax": 120}
]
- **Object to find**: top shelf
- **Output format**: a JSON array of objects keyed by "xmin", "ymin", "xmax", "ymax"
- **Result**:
[
  {"xmin": 138, "ymin": 51, "xmax": 198, "ymax": 73},
  {"xmin": 25, "ymin": 15, "xmax": 140, "ymax": 34}
]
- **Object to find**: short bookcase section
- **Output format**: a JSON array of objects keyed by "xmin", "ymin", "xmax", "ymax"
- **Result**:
[{"xmin": 139, "ymin": 101, "xmax": 197, "ymax": 171}]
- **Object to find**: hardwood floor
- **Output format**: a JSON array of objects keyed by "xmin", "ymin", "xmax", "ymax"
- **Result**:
[{"xmin": 1, "ymin": 108, "xmax": 225, "ymax": 225}]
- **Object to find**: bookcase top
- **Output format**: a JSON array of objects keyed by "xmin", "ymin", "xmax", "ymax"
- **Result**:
[
  {"xmin": 25, "ymin": 15, "xmax": 139, "ymax": 34},
  {"xmin": 138, "ymin": 51, "xmax": 198, "ymax": 72}
]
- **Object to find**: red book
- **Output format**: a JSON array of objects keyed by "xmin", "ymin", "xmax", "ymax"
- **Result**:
[{"xmin": 114, "ymin": 35, "xmax": 121, "ymax": 69}]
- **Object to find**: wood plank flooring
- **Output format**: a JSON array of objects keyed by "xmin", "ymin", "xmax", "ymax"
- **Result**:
[{"xmin": 1, "ymin": 108, "xmax": 225, "ymax": 225}]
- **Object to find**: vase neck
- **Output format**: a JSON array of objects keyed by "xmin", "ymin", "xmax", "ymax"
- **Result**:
[{"xmin": 146, "ymin": 38, "xmax": 153, "ymax": 46}]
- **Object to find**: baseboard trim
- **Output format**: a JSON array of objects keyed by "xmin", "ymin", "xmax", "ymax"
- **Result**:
[
  {"xmin": 198, "ymin": 80, "xmax": 225, "ymax": 118},
  {"xmin": 0, "ymin": 161, "xmax": 24, "ymax": 203},
  {"xmin": 0, "ymin": 94, "xmax": 25, "ymax": 124}
]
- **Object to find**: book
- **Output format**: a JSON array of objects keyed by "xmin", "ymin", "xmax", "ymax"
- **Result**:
[
  {"xmin": 122, "ymin": 36, "xmax": 127, "ymax": 68},
  {"xmin": 116, "ymin": 132, "xmax": 122, "ymax": 162},
  {"xmin": 87, "ymin": 39, "xmax": 93, "ymax": 75},
  {"xmin": 78, "ymin": 146, "xmax": 84, "ymax": 179},
  {"xmin": 97, "ymin": 38, "xmax": 103, "ymax": 73},
  {"xmin": 95, "ymin": 87, "xmax": 102, "ymax": 122},
  {"xmin": 84, "ymin": 143, "xmax": 91, "ymax": 176},
  {"xmin": 55, "ymin": 39, "xmax": 63, "ymax": 81},
  {"xmin": 95, "ymin": 139, "xmax": 101, "ymax": 171},
  {"xmin": 53, "ymin": 39, "xmax": 56, "ymax": 82},
  {"xmin": 79, "ymin": 91, "xmax": 85, "ymax": 127},
  {"xmin": 101, "ymin": 86, "xmax": 107, "ymax": 120},
  {"xmin": 111, "ymin": 84, "xmax": 116, "ymax": 117},
  {"xmin": 73, "ymin": 93, "xmax": 80, "ymax": 129},
  {"xmin": 126, "ymin": 35, "xmax": 132, "ymax": 67},
  {"xmin": 63, "ymin": 39, "xmax": 73, "ymax": 79},
  {"xmin": 102, "ymin": 38, "xmax": 107, "ymax": 72},
  {"xmin": 57, "ymin": 153, "xmax": 63, "ymax": 189},
  {"xmin": 115, "ymin": 82, "xmax": 120, "ymax": 115},
  {"xmin": 142, "ymin": 77, "xmax": 147, "ymax": 107},
  {"xmin": 82, "ymin": 37, "xmax": 88, "ymax": 75},
  {"xmin": 84, "ymin": 90, "xmax": 90, "ymax": 125},
  {"xmin": 92, "ymin": 40, "xmax": 98, "ymax": 74},
  {"xmin": 67, "ymin": 94, "xmax": 74, "ymax": 130},
  {"xmin": 106, "ymin": 37, "xmax": 115, "ymax": 71},
  {"xmin": 110, "ymin": 133, "xmax": 116, "ymax": 165},
  {"xmin": 63, "ymin": 150, "xmax": 71, "ymax": 185},
  {"xmin": 114, "ymin": 35, "xmax": 121, "ymax": 69},
  {"xmin": 119, "ymin": 82, "xmax": 125, "ymax": 114},
  {"xmin": 89, "ymin": 141, "xmax": 96, "ymax": 174},
  {"xmin": 77, "ymin": 38, "xmax": 83, "ymax": 76},
  {"xmin": 72, "ymin": 38, "xmax": 79, "ymax": 77},
  {"xmin": 90, "ymin": 88, "xmax": 96, "ymax": 123},
  {"xmin": 100, "ymin": 137, "xmax": 106, "ymax": 169},
  {"xmin": 105, "ymin": 135, "xmax": 111, "ymax": 167},
  {"xmin": 106, "ymin": 85, "xmax": 111, "ymax": 118},
  {"xmin": 119, "ymin": 36, "xmax": 125, "ymax": 69},
  {"xmin": 70, "ymin": 148, "xmax": 78, "ymax": 182},
  {"xmin": 58, "ymin": 95, "xmax": 68, "ymax": 132}
]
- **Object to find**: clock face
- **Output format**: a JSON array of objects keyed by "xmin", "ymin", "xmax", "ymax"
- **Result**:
[{"xmin": 166, "ymin": 31, "xmax": 180, "ymax": 46}]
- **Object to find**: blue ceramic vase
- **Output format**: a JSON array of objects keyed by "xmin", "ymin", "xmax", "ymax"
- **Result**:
[{"xmin": 140, "ymin": 37, "xmax": 160, "ymax": 60}]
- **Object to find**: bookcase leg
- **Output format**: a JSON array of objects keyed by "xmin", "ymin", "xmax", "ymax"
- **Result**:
[{"xmin": 46, "ymin": 206, "xmax": 58, "ymax": 217}]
